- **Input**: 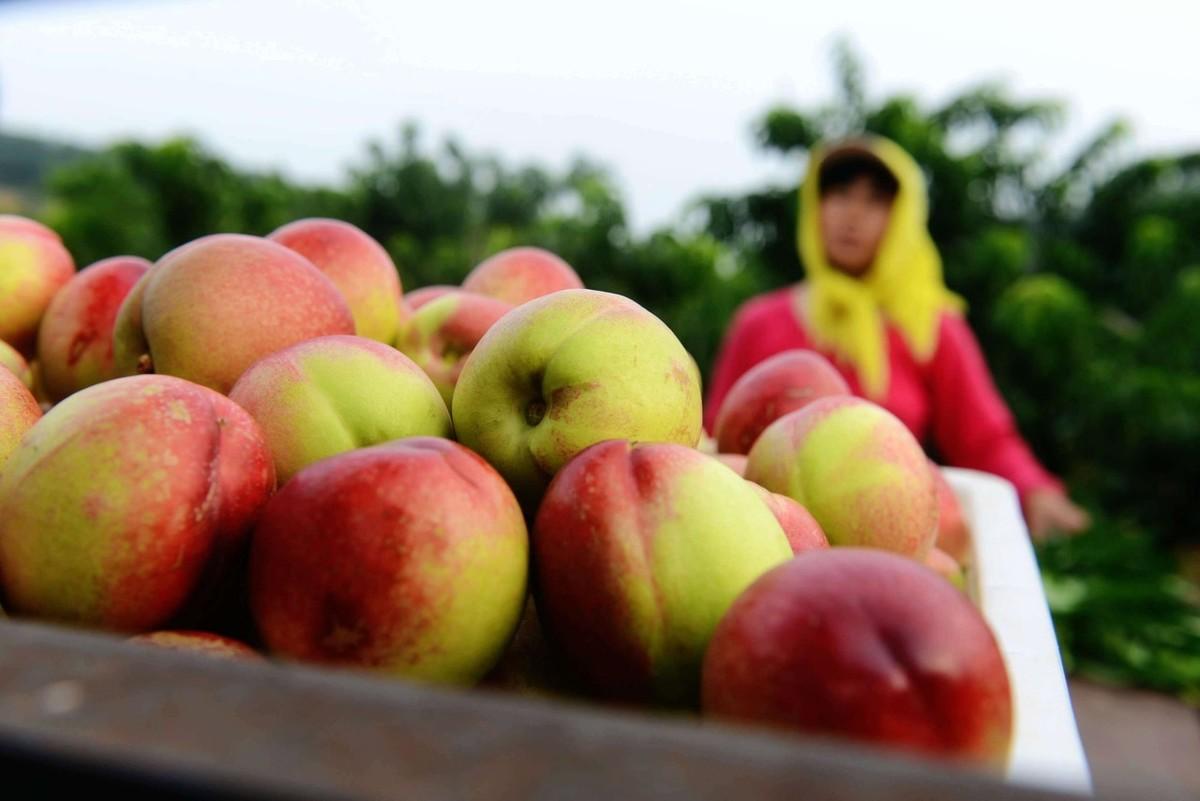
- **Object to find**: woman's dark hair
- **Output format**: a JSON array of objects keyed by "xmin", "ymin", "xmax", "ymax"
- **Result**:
[{"xmin": 818, "ymin": 151, "xmax": 900, "ymax": 198}]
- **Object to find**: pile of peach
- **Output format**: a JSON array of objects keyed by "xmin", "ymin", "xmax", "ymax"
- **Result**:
[{"xmin": 0, "ymin": 215, "xmax": 1006, "ymax": 771}]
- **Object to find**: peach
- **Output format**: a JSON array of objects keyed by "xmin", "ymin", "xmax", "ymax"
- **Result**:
[
  {"xmin": 746, "ymin": 397, "xmax": 938, "ymax": 558},
  {"xmin": 0, "ymin": 375, "xmax": 274, "ymax": 631},
  {"xmin": 112, "ymin": 234, "xmax": 354, "ymax": 394},
  {"xmin": 925, "ymin": 546, "xmax": 967, "ymax": 591},
  {"xmin": 129, "ymin": 630, "xmax": 262, "ymax": 659},
  {"xmin": 462, "ymin": 246, "xmax": 583, "ymax": 306},
  {"xmin": 0, "ymin": 214, "xmax": 62, "ymax": 241},
  {"xmin": 931, "ymin": 461, "xmax": 972, "ymax": 564},
  {"xmin": 0, "ymin": 214, "xmax": 75, "ymax": 355},
  {"xmin": 268, "ymin": 218, "xmax": 403, "ymax": 343},
  {"xmin": 0, "ymin": 340, "xmax": 33, "ymax": 388},
  {"xmin": 452, "ymin": 289, "xmax": 702, "ymax": 509},
  {"xmin": 748, "ymin": 482, "xmax": 829, "ymax": 553},
  {"xmin": 703, "ymin": 548, "xmax": 1012, "ymax": 767},
  {"xmin": 714, "ymin": 349, "xmax": 849, "ymax": 455},
  {"xmin": 36, "ymin": 255, "xmax": 151, "ymax": 401},
  {"xmin": 229, "ymin": 336, "xmax": 451, "ymax": 484},
  {"xmin": 250, "ymin": 438, "xmax": 528, "ymax": 685},
  {"xmin": 404, "ymin": 284, "xmax": 456, "ymax": 311},
  {"xmin": 0, "ymin": 367, "xmax": 41, "ymax": 470},
  {"xmin": 533, "ymin": 440, "xmax": 792, "ymax": 705},
  {"xmin": 714, "ymin": 453, "xmax": 748, "ymax": 476},
  {"xmin": 395, "ymin": 290, "xmax": 512, "ymax": 406}
]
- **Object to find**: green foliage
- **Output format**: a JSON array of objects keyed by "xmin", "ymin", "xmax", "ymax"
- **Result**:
[
  {"xmin": 0, "ymin": 132, "xmax": 89, "ymax": 203},
  {"xmin": 948, "ymin": 226, "xmax": 1031, "ymax": 314},
  {"xmin": 987, "ymin": 274, "xmax": 1097, "ymax": 459},
  {"xmin": 42, "ymin": 137, "xmax": 348, "ymax": 267},
  {"xmin": 1040, "ymin": 521, "xmax": 1200, "ymax": 704},
  {"xmin": 992, "ymin": 275, "xmax": 1095, "ymax": 378},
  {"xmin": 1143, "ymin": 268, "xmax": 1200, "ymax": 374}
]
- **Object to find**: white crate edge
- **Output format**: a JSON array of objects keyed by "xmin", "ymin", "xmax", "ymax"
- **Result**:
[{"xmin": 943, "ymin": 467, "xmax": 1092, "ymax": 795}]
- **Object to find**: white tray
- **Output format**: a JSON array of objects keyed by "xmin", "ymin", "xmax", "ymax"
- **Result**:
[{"xmin": 944, "ymin": 467, "xmax": 1092, "ymax": 795}]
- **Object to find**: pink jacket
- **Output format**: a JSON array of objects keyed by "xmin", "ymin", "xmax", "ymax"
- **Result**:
[{"xmin": 705, "ymin": 287, "xmax": 1062, "ymax": 504}]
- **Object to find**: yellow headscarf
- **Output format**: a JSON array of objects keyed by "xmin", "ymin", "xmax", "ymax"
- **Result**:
[{"xmin": 798, "ymin": 135, "xmax": 965, "ymax": 398}]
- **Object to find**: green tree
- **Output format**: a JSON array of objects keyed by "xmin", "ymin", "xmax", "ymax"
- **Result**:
[{"xmin": 44, "ymin": 137, "xmax": 346, "ymax": 266}]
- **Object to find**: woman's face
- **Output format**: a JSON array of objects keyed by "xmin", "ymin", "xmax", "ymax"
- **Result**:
[{"xmin": 818, "ymin": 175, "xmax": 894, "ymax": 277}]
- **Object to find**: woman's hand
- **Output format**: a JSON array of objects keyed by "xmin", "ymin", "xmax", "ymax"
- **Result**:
[{"xmin": 1024, "ymin": 488, "xmax": 1091, "ymax": 541}]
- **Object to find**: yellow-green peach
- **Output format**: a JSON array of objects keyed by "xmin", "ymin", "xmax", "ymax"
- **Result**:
[
  {"xmin": 746, "ymin": 396, "xmax": 938, "ymax": 558},
  {"xmin": 533, "ymin": 440, "xmax": 793, "ymax": 706},
  {"xmin": 36, "ymin": 255, "xmax": 151, "ymax": 401},
  {"xmin": 452, "ymin": 289, "xmax": 702, "ymax": 509},
  {"xmin": 268, "ymin": 218, "xmax": 403, "ymax": 344},
  {"xmin": 0, "ymin": 215, "xmax": 75, "ymax": 355},
  {"xmin": 0, "ymin": 340, "xmax": 33, "ymax": 388},
  {"xmin": 112, "ymin": 234, "xmax": 355, "ymax": 394},
  {"xmin": 229, "ymin": 335, "xmax": 451, "ymax": 484},
  {"xmin": 250, "ymin": 438, "xmax": 528, "ymax": 684},
  {"xmin": 0, "ymin": 367, "xmax": 41, "ymax": 470},
  {"xmin": 0, "ymin": 375, "xmax": 275, "ymax": 631}
]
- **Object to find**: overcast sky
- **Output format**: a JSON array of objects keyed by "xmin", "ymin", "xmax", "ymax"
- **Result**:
[{"xmin": 1, "ymin": 0, "xmax": 1196, "ymax": 231}]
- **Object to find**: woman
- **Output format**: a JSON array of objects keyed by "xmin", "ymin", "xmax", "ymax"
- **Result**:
[{"xmin": 705, "ymin": 135, "xmax": 1089, "ymax": 540}]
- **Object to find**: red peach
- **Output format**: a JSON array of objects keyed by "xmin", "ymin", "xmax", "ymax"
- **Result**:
[
  {"xmin": 268, "ymin": 218, "xmax": 403, "ymax": 343},
  {"xmin": 462, "ymin": 247, "xmax": 583, "ymax": 306},
  {"xmin": 703, "ymin": 548, "xmax": 1012, "ymax": 768},
  {"xmin": 748, "ymin": 482, "xmax": 829, "ymax": 553},
  {"xmin": 715, "ymin": 349, "xmax": 850, "ymax": 455},
  {"xmin": 36, "ymin": 255, "xmax": 151, "ymax": 401},
  {"xmin": 250, "ymin": 438, "xmax": 528, "ymax": 685}
]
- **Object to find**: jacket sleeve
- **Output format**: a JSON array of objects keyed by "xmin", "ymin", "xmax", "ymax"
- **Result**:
[
  {"xmin": 704, "ymin": 303, "xmax": 760, "ymax": 434},
  {"xmin": 927, "ymin": 313, "xmax": 1064, "ymax": 505}
]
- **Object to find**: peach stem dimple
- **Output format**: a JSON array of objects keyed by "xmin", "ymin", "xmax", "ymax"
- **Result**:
[{"xmin": 525, "ymin": 399, "xmax": 546, "ymax": 427}]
